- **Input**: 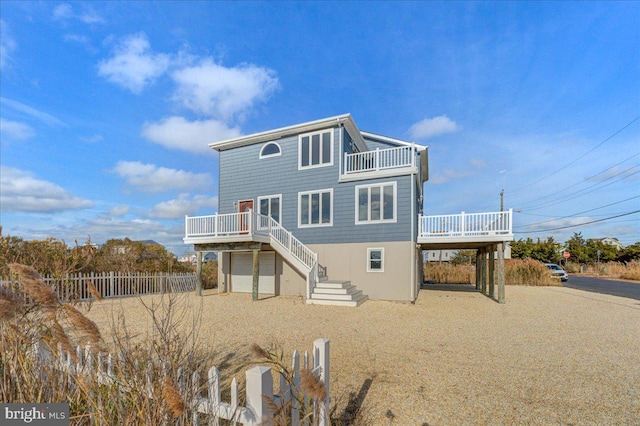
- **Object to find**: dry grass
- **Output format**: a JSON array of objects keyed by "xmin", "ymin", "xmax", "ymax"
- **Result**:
[
  {"xmin": 581, "ymin": 260, "xmax": 640, "ymax": 281},
  {"xmin": 423, "ymin": 263, "xmax": 474, "ymax": 284},
  {"xmin": 424, "ymin": 258, "xmax": 559, "ymax": 286},
  {"xmin": 0, "ymin": 263, "xmax": 207, "ymax": 424},
  {"xmin": 0, "ymin": 264, "xmax": 334, "ymax": 425}
]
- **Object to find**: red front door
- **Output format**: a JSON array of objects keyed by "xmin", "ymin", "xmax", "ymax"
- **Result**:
[{"xmin": 238, "ymin": 199, "xmax": 253, "ymax": 233}]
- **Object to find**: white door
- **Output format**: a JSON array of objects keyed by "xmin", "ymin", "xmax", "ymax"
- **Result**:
[{"xmin": 231, "ymin": 252, "xmax": 275, "ymax": 294}]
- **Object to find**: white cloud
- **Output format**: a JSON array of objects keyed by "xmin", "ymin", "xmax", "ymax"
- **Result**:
[
  {"xmin": 53, "ymin": 4, "xmax": 74, "ymax": 20},
  {"xmin": 408, "ymin": 115, "xmax": 459, "ymax": 140},
  {"xmin": 0, "ymin": 97, "xmax": 66, "ymax": 126},
  {"xmin": 53, "ymin": 3, "xmax": 104, "ymax": 24},
  {"xmin": 0, "ymin": 20, "xmax": 16, "ymax": 70},
  {"xmin": 149, "ymin": 194, "xmax": 218, "ymax": 219},
  {"xmin": 0, "ymin": 118, "xmax": 35, "ymax": 140},
  {"xmin": 80, "ymin": 134, "xmax": 103, "ymax": 143},
  {"xmin": 112, "ymin": 161, "xmax": 212, "ymax": 193},
  {"xmin": 430, "ymin": 159, "xmax": 484, "ymax": 184},
  {"xmin": 109, "ymin": 205, "xmax": 130, "ymax": 217},
  {"xmin": 0, "ymin": 166, "xmax": 94, "ymax": 212},
  {"xmin": 141, "ymin": 116, "xmax": 241, "ymax": 153},
  {"xmin": 171, "ymin": 58, "xmax": 279, "ymax": 120},
  {"xmin": 470, "ymin": 158, "xmax": 487, "ymax": 169},
  {"xmin": 98, "ymin": 33, "xmax": 170, "ymax": 94}
]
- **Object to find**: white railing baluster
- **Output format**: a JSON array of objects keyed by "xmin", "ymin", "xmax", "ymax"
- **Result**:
[{"xmin": 418, "ymin": 210, "xmax": 513, "ymax": 239}]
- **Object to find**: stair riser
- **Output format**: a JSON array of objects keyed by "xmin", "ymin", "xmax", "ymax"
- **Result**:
[{"xmin": 311, "ymin": 291, "xmax": 363, "ymax": 301}]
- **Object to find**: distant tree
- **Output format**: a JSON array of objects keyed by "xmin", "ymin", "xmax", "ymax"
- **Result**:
[
  {"xmin": 89, "ymin": 239, "xmax": 187, "ymax": 273},
  {"xmin": 586, "ymin": 239, "xmax": 618, "ymax": 262},
  {"xmin": 510, "ymin": 238, "xmax": 534, "ymax": 259},
  {"xmin": 510, "ymin": 237, "xmax": 560, "ymax": 263},
  {"xmin": 0, "ymin": 230, "xmax": 95, "ymax": 277},
  {"xmin": 565, "ymin": 232, "xmax": 590, "ymax": 264},
  {"xmin": 618, "ymin": 242, "xmax": 640, "ymax": 262},
  {"xmin": 451, "ymin": 250, "xmax": 476, "ymax": 265}
]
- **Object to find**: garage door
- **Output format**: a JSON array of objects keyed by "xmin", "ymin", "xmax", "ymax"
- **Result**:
[{"xmin": 231, "ymin": 252, "xmax": 275, "ymax": 294}]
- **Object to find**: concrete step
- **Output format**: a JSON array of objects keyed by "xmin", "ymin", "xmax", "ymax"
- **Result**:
[
  {"xmin": 311, "ymin": 290, "xmax": 363, "ymax": 301},
  {"xmin": 307, "ymin": 293, "xmax": 368, "ymax": 307},
  {"xmin": 312, "ymin": 284, "xmax": 358, "ymax": 295},
  {"xmin": 315, "ymin": 280, "xmax": 351, "ymax": 289}
]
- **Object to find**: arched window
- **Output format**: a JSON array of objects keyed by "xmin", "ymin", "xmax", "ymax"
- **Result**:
[{"xmin": 260, "ymin": 142, "xmax": 282, "ymax": 158}]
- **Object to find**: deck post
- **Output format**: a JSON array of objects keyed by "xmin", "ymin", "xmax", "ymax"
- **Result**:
[
  {"xmin": 196, "ymin": 251, "xmax": 203, "ymax": 297},
  {"xmin": 488, "ymin": 244, "xmax": 495, "ymax": 298},
  {"xmin": 480, "ymin": 248, "xmax": 487, "ymax": 294},
  {"xmin": 497, "ymin": 242, "xmax": 505, "ymax": 303},
  {"xmin": 475, "ymin": 250, "xmax": 482, "ymax": 290},
  {"xmin": 252, "ymin": 249, "xmax": 260, "ymax": 301}
]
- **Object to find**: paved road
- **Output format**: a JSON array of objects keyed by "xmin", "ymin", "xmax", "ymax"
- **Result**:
[{"xmin": 562, "ymin": 275, "xmax": 640, "ymax": 300}]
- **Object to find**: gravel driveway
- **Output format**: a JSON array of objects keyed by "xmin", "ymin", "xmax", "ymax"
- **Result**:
[{"xmin": 86, "ymin": 285, "xmax": 640, "ymax": 425}]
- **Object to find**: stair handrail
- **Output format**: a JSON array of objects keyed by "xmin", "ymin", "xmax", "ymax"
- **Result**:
[{"xmin": 257, "ymin": 214, "xmax": 319, "ymax": 301}]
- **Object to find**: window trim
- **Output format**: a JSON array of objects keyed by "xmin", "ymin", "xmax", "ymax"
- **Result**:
[
  {"xmin": 257, "ymin": 194, "xmax": 282, "ymax": 224},
  {"xmin": 367, "ymin": 248, "xmax": 385, "ymax": 272},
  {"xmin": 355, "ymin": 181, "xmax": 397, "ymax": 225},
  {"xmin": 259, "ymin": 142, "xmax": 282, "ymax": 159},
  {"xmin": 298, "ymin": 129, "xmax": 334, "ymax": 170},
  {"xmin": 297, "ymin": 188, "xmax": 333, "ymax": 228}
]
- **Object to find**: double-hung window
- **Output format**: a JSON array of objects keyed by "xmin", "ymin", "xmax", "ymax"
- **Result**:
[
  {"xmin": 367, "ymin": 248, "xmax": 384, "ymax": 272},
  {"xmin": 356, "ymin": 182, "xmax": 397, "ymax": 224},
  {"xmin": 299, "ymin": 130, "xmax": 333, "ymax": 169},
  {"xmin": 299, "ymin": 189, "xmax": 332, "ymax": 227},
  {"xmin": 257, "ymin": 194, "xmax": 281, "ymax": 224}
]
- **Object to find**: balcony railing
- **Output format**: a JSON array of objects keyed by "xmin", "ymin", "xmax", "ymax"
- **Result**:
[
  {"xmin": 419, "ymin": 210, "xmax": 513, "ymax": 239},
  {"xmin": 343, "ymin": 145, "xmax": 416, "ymax": 175},
  {"xmin": 185, "ymin": 211, "xmax": 269, "ymax": 239}
]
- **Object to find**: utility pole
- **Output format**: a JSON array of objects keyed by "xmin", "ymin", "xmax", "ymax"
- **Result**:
[{"xmin": 500, "ymin": 189, "xmax": 504, "ymax": 212}]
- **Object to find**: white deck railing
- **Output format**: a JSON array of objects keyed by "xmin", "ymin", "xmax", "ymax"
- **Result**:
[
  {"xmin": 185, "ymin": 211, "xmax": 269, "ymax": 238},
  {"xmin": 343, "ymin": 145, "xmax": 415, "ymax": 174},
  {"xmin": 419, "ymin": 209, "xmax": 513, "ymax": 239}
]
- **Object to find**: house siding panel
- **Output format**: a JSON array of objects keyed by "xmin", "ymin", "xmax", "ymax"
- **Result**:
[{"xmin": 219, "ymin": 126, "xmax": 415, "ymax": 245}]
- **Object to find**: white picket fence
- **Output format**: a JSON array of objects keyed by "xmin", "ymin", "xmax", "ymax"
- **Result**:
[
  {"xmin": 34, "ymin": 338, "xmax": 330, "ymax": 426},
  {"xmin": 0, "ymin": 271, "xmax": 197, "ymax": 302}
]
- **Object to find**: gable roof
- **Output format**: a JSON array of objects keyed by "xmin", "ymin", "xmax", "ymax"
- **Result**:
[{"xmin": 209, "ymin": 113, "xmax": 368, "ymax": 152}]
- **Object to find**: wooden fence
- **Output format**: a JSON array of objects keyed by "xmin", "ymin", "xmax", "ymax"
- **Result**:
[
  {"xmin": 33, "ymin": 338, "xmax": 330, "ymax": 426},
  {"xmin": 0, "ymin": 271, "xmax": 197, "ymax": 302}
]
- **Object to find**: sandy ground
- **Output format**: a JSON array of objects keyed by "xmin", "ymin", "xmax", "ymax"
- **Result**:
[{"xmin": 85, "ymin": 285, "xmax": 640, "ymax": 425}]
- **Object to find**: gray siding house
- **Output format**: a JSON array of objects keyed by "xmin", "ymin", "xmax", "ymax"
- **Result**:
[{"xmin": 184, "ymin": 114, "xmax": 513, "ymax": 305}]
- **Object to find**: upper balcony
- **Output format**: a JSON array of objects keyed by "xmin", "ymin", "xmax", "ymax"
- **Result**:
[
  {"xmin": 418, "ymin": 210, "xmax": 514, "ymax": 249},
  {"xmin": 340, "ymin": 145, "xmax": 424, "ymax": 182}
]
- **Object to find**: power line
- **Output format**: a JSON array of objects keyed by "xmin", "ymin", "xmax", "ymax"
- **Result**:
[
  {"xmin": 515, "ymin": 210, "xmax": 640, "ymax": 233},
  {"xmin": 509, "ymin": 115, "xmax": 640, "ymax": 196},
  {"xmin": 513, "ymin": 194, "xmax": 640, "ymax": 229},
  {"xmin": 523, "ymin": 166, "xmax": 640, "ymax": 211},
  {"xmin": 513, "ymin": 151, "xmax": 640, "ymax": 209}
]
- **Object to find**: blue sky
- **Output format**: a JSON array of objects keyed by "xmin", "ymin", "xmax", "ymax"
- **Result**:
[{"xmin": 1, "ymin": 1, "xmax": 638, "ymax": 255}]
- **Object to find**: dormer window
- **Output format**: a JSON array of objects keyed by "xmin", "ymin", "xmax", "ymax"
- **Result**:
[{"xmin": 260, "ymin": 142, "xmax": 282, "ymax": 159}]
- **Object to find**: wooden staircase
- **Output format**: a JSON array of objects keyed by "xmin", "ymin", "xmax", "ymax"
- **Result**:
[{"xmin": 307, "ymin": 280, "xmax": 368, "ymax": 307}]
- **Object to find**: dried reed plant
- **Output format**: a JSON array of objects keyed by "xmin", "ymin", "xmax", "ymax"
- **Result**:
[{"xmin": 252, "ymin": 343, "xmax": 331, "ymax": 426}]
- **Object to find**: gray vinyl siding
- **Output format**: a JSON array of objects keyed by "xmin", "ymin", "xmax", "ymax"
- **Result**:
[{"xmin": 218, "ymin": 126, "xmax": 415, "ymax": 245}]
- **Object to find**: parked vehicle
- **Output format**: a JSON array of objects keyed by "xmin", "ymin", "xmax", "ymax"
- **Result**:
[{"xmin": 545, "ymin": 263, "xmax": 569, "ymax": 281}]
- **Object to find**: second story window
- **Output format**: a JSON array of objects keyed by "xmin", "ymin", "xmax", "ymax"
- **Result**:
[
  {"xmin": 299, "ymin": 189, "xmax": 332, "ymax": 227},
  {"xmin": 299, "ymin": 130, "xmax": 333, "ymax": 169},
  {"xmin": 356, "ymin": 182, "xmax": 397, "ymax": 224}
]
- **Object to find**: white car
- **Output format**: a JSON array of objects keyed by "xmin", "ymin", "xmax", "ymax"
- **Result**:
[{"xmin": 545, "ymin": 263, "xmax": 569, "ymax": 282}]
